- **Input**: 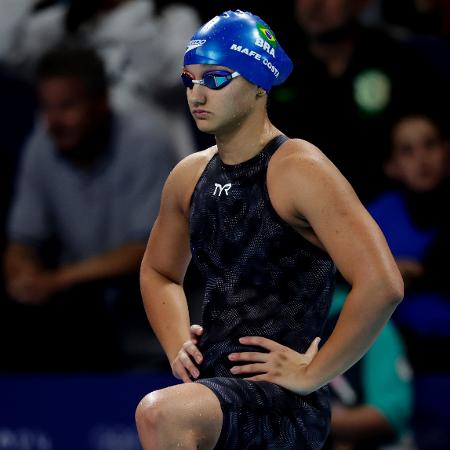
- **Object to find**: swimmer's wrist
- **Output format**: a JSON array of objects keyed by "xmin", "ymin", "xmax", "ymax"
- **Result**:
[
  {"xmin": 166, "ymin": 334, "xmax": 194, "ymax": 366},
  {"xmin": 299, "ymin": 365, "xmax": 323, "ymax": 395}
]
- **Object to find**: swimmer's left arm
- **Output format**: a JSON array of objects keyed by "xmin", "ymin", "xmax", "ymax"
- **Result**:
[{"xmin": 230, "ymin": 139, "xmax": 403, "ymax": 394}]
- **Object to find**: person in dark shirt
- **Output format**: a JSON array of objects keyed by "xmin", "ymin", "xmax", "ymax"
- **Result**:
[
  {"xmin": 269, "ymin": 0, "xmax": 447, "ymax": 202},
  {"xmin": 3, "ymin": 47, "xmax": 174, "ymax": 371},
  {"xmin": 136, "ymin": 10, "xmax": 403, "ymax": 450}
]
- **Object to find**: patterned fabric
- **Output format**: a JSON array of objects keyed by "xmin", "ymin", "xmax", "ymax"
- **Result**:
[{"xmin": 190, "ymin": 135, "xmax": 335, "ymax": 449}]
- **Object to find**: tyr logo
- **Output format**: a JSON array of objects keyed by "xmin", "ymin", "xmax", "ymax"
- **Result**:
[{"xmin": 213, "ymin": 183, "xmax": 232, "ymax": 196}]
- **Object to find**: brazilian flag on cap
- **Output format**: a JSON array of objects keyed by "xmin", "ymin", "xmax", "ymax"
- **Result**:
[{"xmin": 257, "ymin": 23, "xmax": 277, "ymax": 48}]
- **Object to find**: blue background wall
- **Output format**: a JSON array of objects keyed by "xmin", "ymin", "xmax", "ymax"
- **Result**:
[{"xmin": 0, "ymin": 372, "xmax": 176, "ymax": 450}]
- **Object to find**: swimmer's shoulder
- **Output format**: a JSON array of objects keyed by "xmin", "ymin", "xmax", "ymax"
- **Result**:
[
  {"xmin": 164, "ymin": 146, "xmax": 218, "ymax": 215},
  {"xmin": 268, "ymin": 137, "xmax": 337, "ymax": 189},
  {"xmin": 270, "ymin": 137, "xmax": 329, "ymax": 170},
  {"xmin": 267, "ymin": 137, "xmax": 341, "ymax": 224}
]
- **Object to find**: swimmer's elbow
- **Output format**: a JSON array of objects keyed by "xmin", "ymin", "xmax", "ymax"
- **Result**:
[
  {"xmin": 385, "ymin": 277, "xmax": 404, "ymax": 305},
  {"xmin": 358, "ymin": 268, "xmax": 404, "ymax": 307},
  {"xmin": 378, "ymin": 270, "xmax": 404, "ymax": 306}
]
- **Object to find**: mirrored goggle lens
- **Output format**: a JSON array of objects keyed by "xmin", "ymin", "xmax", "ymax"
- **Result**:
[
  {"xmin": 181, "ymin": 71, "xmax": 238, "ymax": 90},
  {"xmin": 203, "ymin": 72, "xmax": 234, "ymax": 89}
]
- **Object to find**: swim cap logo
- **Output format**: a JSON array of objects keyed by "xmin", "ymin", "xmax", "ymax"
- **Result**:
[
  {"xmin": 257, "ymin": 23, "xmax": 277, "ymax": 48},
  {"xmin": 186, "ymin": 39, "xmax": 206, "ymax": 53}
]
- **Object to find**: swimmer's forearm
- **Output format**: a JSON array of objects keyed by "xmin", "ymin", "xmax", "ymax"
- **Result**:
[
  {"xmin": 140, "ymin": 264, "xmax": 191, "ymax": 362},
  {"xmin": 305, "ymin": 279, "xmax": 402, "ymax": 391}
]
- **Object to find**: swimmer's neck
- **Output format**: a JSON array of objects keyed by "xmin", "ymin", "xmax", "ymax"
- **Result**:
[{"xmin": 215, "ymin": 117, "xmax": 280, "ymax": 165}]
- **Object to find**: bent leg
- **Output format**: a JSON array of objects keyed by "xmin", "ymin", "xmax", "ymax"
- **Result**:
[{"xmin": 136, "ymin": 382, "xmax": 223, "ymax": 450}]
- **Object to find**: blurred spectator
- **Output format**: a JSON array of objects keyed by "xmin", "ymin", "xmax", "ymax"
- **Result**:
[
  {"xmin": 323, "ymin": 285, "xmax": 414, "ymax": 450},
  {"xmin": 368, "ymin": 112, "xmax": 450, "ymax": 372},
  {"xmin": 368, "ymin": 112, "xmax": 450, "ymax": 450},
  {"xmin": 269, "ymin": 0, "xmax": 448, "ymax": 202},
  {"xmin": 2, "ymin": 47, "xmax": 174, "ymax": 371},
  {"xmin": 0, "ymin": 0, "xmax": 201, "ymax": 159}
]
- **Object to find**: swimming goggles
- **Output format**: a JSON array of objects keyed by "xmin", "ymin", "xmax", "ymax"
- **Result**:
[{"xmin": 181, "ymin": 70, "xmax": 240, "ymax": 90}]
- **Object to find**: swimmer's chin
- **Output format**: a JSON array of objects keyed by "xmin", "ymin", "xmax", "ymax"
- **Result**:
[{"xmin": 194, "ymin": 121, "xmax": 218, "ymax": 135}]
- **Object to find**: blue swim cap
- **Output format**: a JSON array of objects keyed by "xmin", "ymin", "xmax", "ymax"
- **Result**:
[{"xmin": 184, "ymin": 10, "xmax": 293, "ymax": 91}]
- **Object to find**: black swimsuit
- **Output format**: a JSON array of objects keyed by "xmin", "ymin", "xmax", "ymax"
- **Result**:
[{"xmin": 190, "ymin": 135, "xmax": 335, "ymax": 449}]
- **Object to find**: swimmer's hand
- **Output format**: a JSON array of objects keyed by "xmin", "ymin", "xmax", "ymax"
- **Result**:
[
  {"xmin": 228, "ymin": 336, "xmax": 321, "ymax": 395},
  {"xmin": 171, "ymin": 324, "xmax": 204, "ymax": 383}
]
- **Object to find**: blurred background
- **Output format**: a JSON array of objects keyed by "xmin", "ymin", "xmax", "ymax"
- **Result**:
[{"xmin": 0, "ymin": 1, "xmax": 449, "ymax": 449}]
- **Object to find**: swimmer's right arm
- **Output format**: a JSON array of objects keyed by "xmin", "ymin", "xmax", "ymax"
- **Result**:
[{"xmin": 140, "ymin": 151, "xmax": 212, "ymax": 382}]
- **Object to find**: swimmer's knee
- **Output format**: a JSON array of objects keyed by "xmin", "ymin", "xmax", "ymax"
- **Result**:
[
  {"xmin": 135, "ymin": 390, "xmax": 171, "ymax": 431},
  {"xmin": 136, "ymin": 384, "xmax": 222, "ymax": 449},
  {"xmin": 136, "ymin": 388, "xmax": 208, "ymax": 449}
]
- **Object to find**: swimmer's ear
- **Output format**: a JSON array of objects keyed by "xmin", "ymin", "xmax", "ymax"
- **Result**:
[{"xmin": 256, "ymin": 88, "xmax": 266, "ymax": 97}]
